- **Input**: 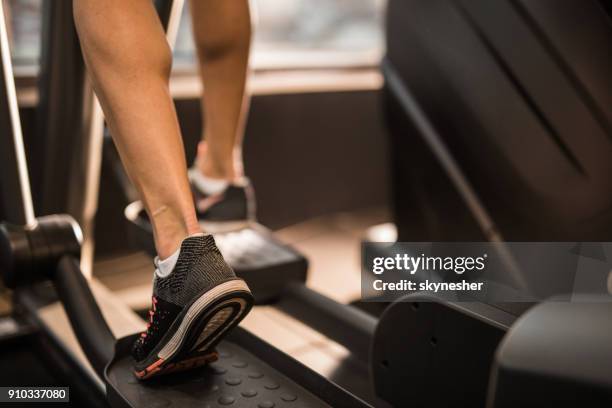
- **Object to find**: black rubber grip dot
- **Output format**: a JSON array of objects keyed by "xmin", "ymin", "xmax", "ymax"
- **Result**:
[
  {"xmin": 241, "ymin": 389, "xmax": 258, "ymax": 398},
  {"xmin": 218, "ymin": 395, "xmax": 235, "ymax": 405},
  {"xmin": 281, "ymin": 393, "xmax": 298, "ymax": 402},
  {"xmin": 212, "ymin": 365, "xmax": 227, "ymax": 375},
  {"xmin": 248, "ymin": 371, "xmax": 264, "ymax": 379},
  {"xmin": 264, "ymin": 382, "xmax": 279, "ymax": 390},
  {"xmin": 225, "ymin": 377, "xmax": 242, "ymax": 386}
]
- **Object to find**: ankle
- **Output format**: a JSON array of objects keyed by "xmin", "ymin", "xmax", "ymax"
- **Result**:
[
  {"xmin": 195, "ymin": 146, "xmax": 235, "ymax": 181},
  {"xmin": 196, "ymin": 159, "xmax": 234, "ymax": 181},
  {"xmin": 151, "ymin": 207, "xmax": 201, "ymax": 259}
]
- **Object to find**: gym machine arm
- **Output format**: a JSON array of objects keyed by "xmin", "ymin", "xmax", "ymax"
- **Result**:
[
  {"xmin": 54, "ymin": 255, "xmax": 115, "ymax": 377},
  {"xmin": 0, "ymin": 215, "xmax": 115, "ymax": 378}
]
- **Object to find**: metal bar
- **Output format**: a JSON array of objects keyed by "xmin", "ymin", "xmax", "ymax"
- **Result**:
[
  {"xmin": 164, "ymin": 0, "xmax": 185, "ymax": 49},
  {"xmin": 277, "ymin": 283, "xmax": 377, "ymax": 363},
  {"xmin": 383, "ymin": 60, "xmax": 530, "ymax": 294},
  {"xmin": 53, "ymin": 256, "xmax": 116, "ymax": 378},
  {"xmin": 75, "ymin": 86, "xmax": 104, "ymax": 278},
  {"xmin": 0, "ymin": 1, "xmax": 35, "ymax": 226}
]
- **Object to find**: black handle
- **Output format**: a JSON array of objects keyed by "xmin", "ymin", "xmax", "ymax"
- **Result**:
[{"xmin": 53, "ymin": 256, "xmax": 116, "ymax": 378}]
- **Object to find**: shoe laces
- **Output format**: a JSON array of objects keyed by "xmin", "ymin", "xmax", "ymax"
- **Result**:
[{"xmin": 140, "ymin": 296, "xmax": 158, "ymax": 340}]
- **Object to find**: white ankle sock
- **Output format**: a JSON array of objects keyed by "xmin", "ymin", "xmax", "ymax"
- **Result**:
[
  {"xmin": 189, "ymin": 167, "xmax": 229, "ymax": 195},
  {"xmin": 155, "ymin": 249, "xmax": 180, "ymax": 278},
  {"xmin": 155, "ymin": 233, "xmax": 206, "ymax": 278}
]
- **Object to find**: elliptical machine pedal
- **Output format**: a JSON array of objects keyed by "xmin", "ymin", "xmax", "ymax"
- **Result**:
[
  {"xmin": 125, "ymin": 201, "xmax": 308, "ymax": 304},
  {"xmin": 0, "ymin": 216, "xmax": 372, "ymax": 407}
]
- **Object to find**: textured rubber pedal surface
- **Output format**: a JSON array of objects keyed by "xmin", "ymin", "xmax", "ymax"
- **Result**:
[
  {"xmin": 213, "ymin": 228, "xmax": 298, "ymax": 270},
  {"xmin": 108, "ymin": 340, "xmax": 332, "ymax": 407},
  {"xmin": 212, "ymin": 226, "xmax": 308, "ymax": 304}
]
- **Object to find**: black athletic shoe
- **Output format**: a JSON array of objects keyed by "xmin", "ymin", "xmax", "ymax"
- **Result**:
[
  {"xmin": 132, "ymin": 234, "xmax": 253, "ymax": 380},
  {"xmin": 189, "ymin": 174, "xmax": 256, "ymax": 232}
]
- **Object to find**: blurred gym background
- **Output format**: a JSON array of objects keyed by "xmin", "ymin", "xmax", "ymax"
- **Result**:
[
  {"xmin": 1, "ymin": 0, "xmax": 393, "ymax": 400},
  {"xmin": 5, "ymin": 0, "xmax": 385, "ymax": 69}
]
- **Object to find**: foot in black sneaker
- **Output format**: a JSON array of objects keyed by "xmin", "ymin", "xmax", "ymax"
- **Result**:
[
  {"xmin": 132, "ymin": 234, "xmax": 253, "ymax": 380},
  {"xmin": 189, "ymin": 169, "xmax": 256, "ymax": 232}
]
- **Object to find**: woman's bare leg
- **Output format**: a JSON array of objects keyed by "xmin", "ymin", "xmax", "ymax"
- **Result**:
[
  {"xmin": 190, "ymin": 0, "xmax": 251, "ymax": 181},
  {"xmin": 74, "ymin": 0, "xmax": 200, "ymax": 258}
]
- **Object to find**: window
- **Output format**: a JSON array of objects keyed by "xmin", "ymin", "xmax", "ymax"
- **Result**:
[
  {"xmin": 6, "ymin": 0, "xmax": 384, "ymax": 74},
  {"xmin": 175, "ymin": 0, "xmax": 386, "ymax": 70},
  {"xmin": 3, "ymin": 0, "xmax": 41, "ymax": 71}
]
